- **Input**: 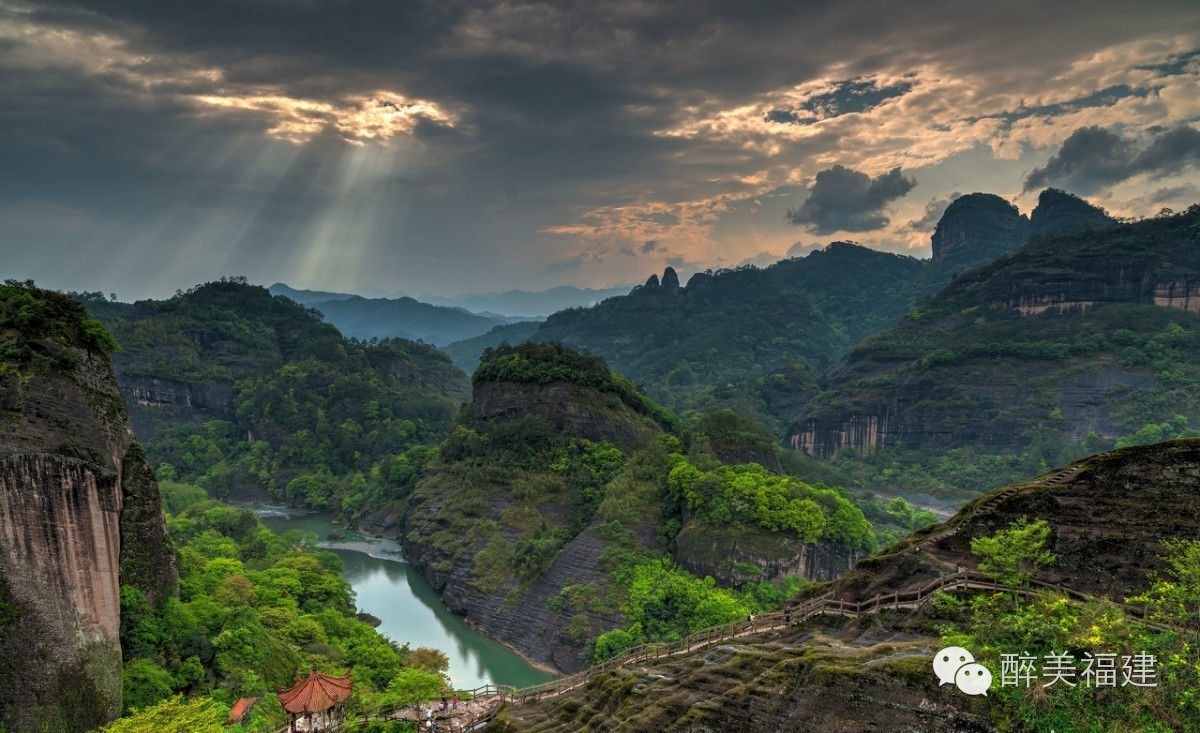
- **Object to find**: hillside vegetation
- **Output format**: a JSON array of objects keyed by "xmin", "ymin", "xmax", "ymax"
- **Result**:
[
  {"xmin": 494, "ymin": 439, "xmax": 1200, "ymax": 732},
  {"xmin": 82, "ymin": 279, "xmax": 469, "ymax": 508},
  {"xmin": 791, "ymin": 206, "xmax": 1200, "ymax": 499},
  {"xmin": 397, "ymin": 343, "xmax": 877, "ymax": 672}
]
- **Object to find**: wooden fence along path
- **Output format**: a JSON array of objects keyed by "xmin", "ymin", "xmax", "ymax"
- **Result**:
[{"xmin": 285, "ymin": 463, "xmax": 1167, "ymax": 731}]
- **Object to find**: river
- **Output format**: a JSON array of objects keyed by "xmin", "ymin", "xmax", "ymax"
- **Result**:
[{"xmin": 257, "ymin": 507, "xmax": 555, "ymax": 689}]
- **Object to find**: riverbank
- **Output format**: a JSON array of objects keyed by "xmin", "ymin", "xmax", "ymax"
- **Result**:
[{"xmin": 254, "ymin": 506, "xmax": 557, "ymax": 688}]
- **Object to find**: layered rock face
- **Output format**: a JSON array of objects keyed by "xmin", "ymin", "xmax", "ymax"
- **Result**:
[
  {"xmin": 413, "ymin": 526, "xmax": 623, "ymax": 673},
  {"xmin": 0, "ymin": 296, "xmax": 176, "ymax": 732},
  {"xmin": 675, "ymin": 524, "xmax": 858, "ymax": 585},
  {"xmin": 118, "ymin": 372, "xmax": 236, "ymax": 440},
  {"xmin": 836, "ymin": 439, "xmax": 1200, "ymax": 603}
]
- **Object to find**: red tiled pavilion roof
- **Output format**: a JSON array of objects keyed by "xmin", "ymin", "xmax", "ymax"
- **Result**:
[
  {"xmin": 277, "ymin": 670, "xmax": 353, "ymax": 714},
  {"xmin": 228, "ymin": 697, "xmax": 258, "ymax": 723}
]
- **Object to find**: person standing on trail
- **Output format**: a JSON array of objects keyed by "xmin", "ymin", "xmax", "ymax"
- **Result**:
[{"xmin": 452, "ymin": 693, "xmax": 459, "ymax": 709}]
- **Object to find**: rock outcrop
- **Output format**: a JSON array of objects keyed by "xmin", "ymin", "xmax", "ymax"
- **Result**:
[
  {"xmin": 930, "ymin": 193, "xmax": 1029, "ymax": 263},
  {"xmin": 471, "ymin": 381, "xmax": 661, "ymax": 451},
  {"xmin": 660, "ymin": 267, "xmax": 680, "ymax": 291},
  {"xmin": 0, "ymin": 285, "xmax": 177, "ymax": 733},
  {"xmin": 675, "ymin": 524, "xmax": 858, "ymax": 585},
  {"xmin": 1028, "ymin": 187, "xmax": 1114, "ymax": 238}
]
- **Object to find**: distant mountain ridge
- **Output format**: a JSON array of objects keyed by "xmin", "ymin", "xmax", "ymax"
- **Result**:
[
  {"xmin": 420, "ymin": 284, "xmax": 634, "ymax": 318},
  {"xmin": 437, "ymin": 188, "xmax": 1121, "ymax": 430},
  {"xmin": 267, "ymin": 283, "xmax": 532, "ymax": 346},
  {"xmin": 789, "ymin": 205, "xmax": 1200, "ymax": 497}
]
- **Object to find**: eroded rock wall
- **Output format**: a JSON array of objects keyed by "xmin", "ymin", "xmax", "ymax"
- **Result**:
[{"xmin": 0, "ymin": 348, "xmax": 177, "ymax": 732}]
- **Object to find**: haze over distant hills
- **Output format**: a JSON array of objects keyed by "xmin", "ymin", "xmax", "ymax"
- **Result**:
[
  {"xmin": 267, "ymin": 282, "xmax": 529, "ymax": 346},
  {"xmin": 267, "ymin": 282, "xmax": 629, "ymax": 346},
  {"xmin": 419, "ymin": 285, "xmax": 634, "ymax": 318}
]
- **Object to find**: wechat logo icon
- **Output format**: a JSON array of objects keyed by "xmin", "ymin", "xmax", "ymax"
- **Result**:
[{"xmin": 933, "ymin": 646, "xmax": 992, "ymax": 696}]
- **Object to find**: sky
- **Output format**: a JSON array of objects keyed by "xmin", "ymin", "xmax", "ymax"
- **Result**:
[{"xmin": 2, "ymin": 1, "xmax": 1200, "ymax": 301}]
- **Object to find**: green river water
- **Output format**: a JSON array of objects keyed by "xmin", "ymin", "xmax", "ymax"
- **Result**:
[{"xmin": 258, "ymin": 507, "xmax": 555, "ymax": 689}]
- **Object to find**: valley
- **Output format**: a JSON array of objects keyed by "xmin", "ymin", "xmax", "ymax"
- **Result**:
[{"xmin": 5, "ymin": 166, "xmax": 1200, "ymax": 733}]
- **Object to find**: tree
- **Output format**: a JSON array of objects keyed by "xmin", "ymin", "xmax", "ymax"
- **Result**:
[
  {"xmin": 970, "ymin": 517, "xmax": 1055, "ymax": 589},
  {"xmin": 1128, "ymin": 538, "xmax": 1200, "ymax": 639},
  {"xmin": 405, "ymin": 647, "xmax": 449, "ymax": 675},
  {"xmin": 100, "ymin": 696, "xmax": 223, "ymax": 733}
]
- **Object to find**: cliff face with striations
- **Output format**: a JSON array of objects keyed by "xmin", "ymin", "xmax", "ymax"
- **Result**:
[
  {"xmin": 674, "ymin": 524, "xmax": 858, "ymax": 585},
  {"xmin": 402, "ymin": 353, "xmax": 667, "ymax": 673},
  {"xmin": 0, "ymin": 284, "xmax": 177, "ymax": 733}
]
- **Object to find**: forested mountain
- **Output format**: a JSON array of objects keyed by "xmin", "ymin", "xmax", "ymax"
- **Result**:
[
  {"xmin": 80, "ymin": 280, "xmax": 469, "ymax": 504},
  {"xmin": 791, "ymin": 206, "xmax": 1200, "ymax": 499},
  {"xmin": 445, "ymin": 190, "xmax": 1113, "ymax": 429},
  {"xmin": 453, "ymin": 244, "xmax": 944, "ymax": 428},
  {"xmin": 390, "ymin": 343, "xmax": 879, "ymax": 672}
]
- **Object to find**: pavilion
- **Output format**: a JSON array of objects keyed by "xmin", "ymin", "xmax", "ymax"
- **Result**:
[{"xmin": 277, "ymin": 668, "xmax": 353, "ymax": 732}]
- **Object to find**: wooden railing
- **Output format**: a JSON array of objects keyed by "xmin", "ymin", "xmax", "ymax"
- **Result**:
[{"xmin": 506, "ymin": 567, "xmax": 1172, "ymax": 703}]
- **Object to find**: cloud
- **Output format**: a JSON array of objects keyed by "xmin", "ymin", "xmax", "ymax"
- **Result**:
[
  {"xmin": 4, "ymin": 1, "xmax": 1200, "ymax": 298},
  {"xmin": 1024, "ymin": 125, "xmax": 1200, "ymax": 193},
  {"xmin": 786, "ymin": 241, "xmax": 821, "ymax": 258},
  {"xmin": 764, "ymin": 77, "xmax": 915, "ymax": 125},
  {"xmin": 641, "ymin": 240, "xmax": 663, "ymax": 253},
  {"xmin": 905, "ymin": 192, "xmax": 961, "ymax": 233},
  {"xmin": 786, "ymin": 165, "xmax": 916, "ymax": 234}
]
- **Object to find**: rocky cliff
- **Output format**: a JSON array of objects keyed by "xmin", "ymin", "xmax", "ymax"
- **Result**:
[
  {"xmin": 403, "ymin": 351, "xmax": 667, "ymax": 673},
  {"xmin": 931, "ymin": 192, "xmax": 1029, "ymax": 263},
  {"xmin": 674, "ymin": 524, "xmax": 858, "ymax": 585},
  {"xmin": 495, "ymin": 440, "xmax": 1200, "ymax": 732},
  {"xmin": 1027, "ymin": 187, "xmax": 1114, "ymax": 238},
  {"xmin": 0, "ymin": 283, "xmax": 177, "ymax": 733},
  {"xmin": 931, "ymin": 189, "xmax": 1113, "ymax": 266}
]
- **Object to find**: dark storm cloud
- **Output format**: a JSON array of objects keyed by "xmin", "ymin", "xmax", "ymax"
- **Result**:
[
  {"xmin": 1024, "ymin": 125, "xmax": 1200, "ymax": 193},
  {"xmin": 3, "ymin": 0, "xmax": 1200, "ymax": 297},
  {"xmin": 786, "ymin": 165, "xmax": 917, "ymax": 234}
]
